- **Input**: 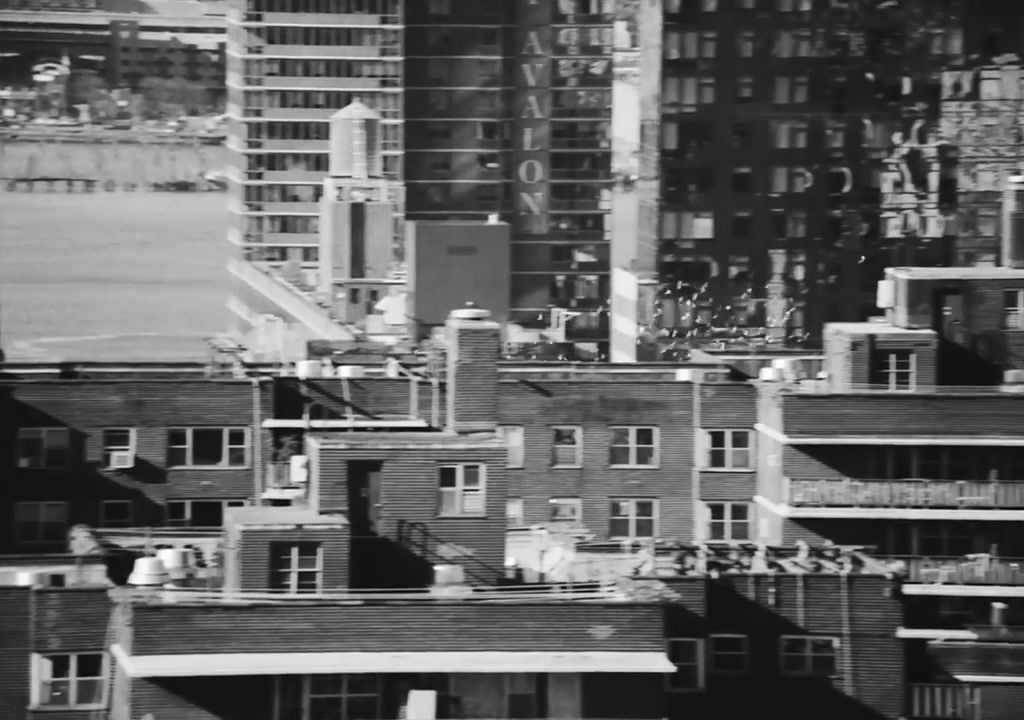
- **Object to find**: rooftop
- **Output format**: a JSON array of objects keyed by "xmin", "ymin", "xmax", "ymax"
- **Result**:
[
  {"xmin": 308, "ymin": 431, "xmax": 504, "ymax": 449},
  {"xmin": 825, "ymin": 321, "xmax": 935, "ymax": 336},
  {"xmin": 886, "ymin": 266, "xmax": 1024, "ymax": 281},
  {"xmin": 226, "ymin": 507, "xmax": 347, "ymax": 528}
]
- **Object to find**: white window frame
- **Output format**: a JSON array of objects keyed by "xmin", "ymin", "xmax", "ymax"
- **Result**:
[
  {"xmin": 706, "ymin": 501, "xmax": 751, "ymax": 541},
  {"xmin": 709, "ymin": 634, "xmax": 750, "ymax": 675},
  {"xmin": 14, "ymin": 501, "xmax": 69, "ymax": 546},
  {"xmin": 274, "ymin": 674, "xmax": 382, "ymax": 720},
  {"xmin": 166, "ymin": 499, "xmax": 246, "ymax": 527},
  {"xmin": 876, "ymin": 350, "xmax": 917, "ymax": 391},
  {"xmin": 779, "ymin": 635, "xmax": 839, "ymax": 677},
  {"xmin": 549, "ymin": 497, "xmax": 583, "ymax": 524},
  {"xmin": 666, "ymin": 638, "xmax": 705, "ymax": 692},
  {"xmin": 31, "ymin": 652, "xmax": 107, "ymax": 709},
  {"xmin": 16, "ymin": 427, "xmax": 70, "ymax": 469},
  {"xmin": 506, "ymin": 498, "xmax": 525, "ymax": 528},
  {"xmin": 609, "ymin": 498, "xmax": 659, "ymax": 539},
  {"xmin": 166, "ymin": 427, "xmax": 251, "ymax": 468},
  {"xmin": 701, "ymin": 429, "xmax": 754, "ymax": 470},
  {"xmin": 500, "ymin": 425, "xmax": 525, "ymax": 468},
  {"xmin": 437, "ymin": 463, "xmax": 487, "ymax": 517},
  {"xmin": 101, "ymin": 428, "xmax": 137, "ymax": 469},
  {"xmin": 608, "ymin": 426, "xmax": 660, "ymax": 468},
  {"xmin": 1004, "ymin": 289, "xmax": 1024, "ymax": 330},
  {"xmin": 99, "ymin": 500, "xmax": 133, "ymax": 528},
  {"xmin": 269, "ymin": 542, "xmax": 323, "ymax": 594},
  {"xmin": 551, "ymin": 426, "xmax": 583, "ymax": 467}
]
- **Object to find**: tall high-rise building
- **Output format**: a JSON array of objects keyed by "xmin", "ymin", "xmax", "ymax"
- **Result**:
[
  {"xmin": 611, "ymin": 0, "xmax": 1024, "ymax": 361},
  {"xmin": 226, "ymin": 0, "xmax": 621, "ymax": 357},
  {"xmin": 224, "ymin": 0, "xmax": 404, "ymax": 270}
]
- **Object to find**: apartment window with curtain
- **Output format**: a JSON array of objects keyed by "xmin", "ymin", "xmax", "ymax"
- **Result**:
[
  {"xmin": 551, "ymin": 426, "xmax": 583, "ymax": 467},
  {"xmin": 437, "ymin": 464, "xmax": 486, "ymax": 516}
]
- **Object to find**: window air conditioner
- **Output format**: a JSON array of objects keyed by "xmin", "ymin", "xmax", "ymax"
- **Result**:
[
  {"xmin": 290, "ymin": 455, "xmax": 309, "ymax": 484},
  {"xmin": 109, "ymin": 451, "xmax": 135, "ymax": 470}
]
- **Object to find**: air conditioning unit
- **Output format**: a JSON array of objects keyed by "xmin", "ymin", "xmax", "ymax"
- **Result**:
[
  {"xmin": 108, "ymin": 451, "xmax": 135, "ymax": 470},
  {"xmin": 876, "ymin": 279, "xmax": 895, "ymax": 309},
  {"xmin": 1004, "ymin": 369, "xmax": 1024, "ymax": 384},
  {"xmin": 290, "ymin": 455, "xmax": 309, "ymax": 484}
]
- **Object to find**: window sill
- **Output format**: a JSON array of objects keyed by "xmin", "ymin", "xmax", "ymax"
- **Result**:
[
  {"xmin": 700, "ymin": 467, "xmax": 755, "ymax": 473},
  {"xmin": 30, "ymin": 705, "xmax": 108, "ymax": 712},
  {"xmin": 436, "ymin": 514, "xmax": 488, "ymax": 520},
  {"xmin": 167, "ymin": 465, "xmax": 252, "ymax": 471},
  {"xmin": 608, "ymin": 536, "xmax": 656, "ymax": 542},
  {"xmin": 551, "ymin": 464, "xmax": 583, "ymax": 470},
  {"xmin": 609, "ymin": 464, "xmax": 661, "ymax": 470}
]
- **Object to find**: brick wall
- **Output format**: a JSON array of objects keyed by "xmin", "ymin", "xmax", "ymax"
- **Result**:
[
  {"xmin": 446, "ymin": 317, "xmax": 501, "ymax": 433},
  {"xmin": 232, "ymin": 526, "xmax": 349, "ymax": 592},
  {"xmin": 127, "ymin": 602, "xmax": 668, "ymax": 655},
  {"xmin": 314, "ymin": 442, "xmax": 507, "ymax": 580},
  {"xmin": 0, "ymin": 380, "xmax": 271, "ymax": 549},
  {"xmin": 781, "ymin": 394, "xmax": 1023, "ymax": 437},
  {"xmin": 499, "ymin": 379, "xmax": 696, "ymax": 540}
]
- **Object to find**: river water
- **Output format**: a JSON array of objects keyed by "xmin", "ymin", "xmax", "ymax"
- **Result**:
[{"xmin": 0, "ymin": 190, "xmax": 230, "ymax": 362}]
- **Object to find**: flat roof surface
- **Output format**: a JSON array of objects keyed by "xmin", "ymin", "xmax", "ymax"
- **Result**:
[
  {"xmin": 226, "ymin": 507, "xmax": 347, "ymax": 527},
  {"xmin": 311, "ymin": 431, "xmax": 503, "ymax": 448},
  {"xmin": 826, "ymin": 322, "xmax": 935, "ymax": 335},
  {"xmin": 111, "ymin": 646, "xmax": 675, "ymax": 678},
  {"xmin": 888, "ymin": 266, "xmax": 1024, "ymax": 280}
]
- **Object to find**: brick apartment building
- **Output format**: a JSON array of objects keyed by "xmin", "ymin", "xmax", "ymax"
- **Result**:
[{"xmin": 4, "ymin": 258, "xmax": 1024, "ymax": 717}]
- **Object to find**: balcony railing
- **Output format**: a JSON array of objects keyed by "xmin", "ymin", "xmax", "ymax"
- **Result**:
[
  {"xmin": 909, "ymin": 684, "xmax": 980, "ymax": 720},
  {"xmin": 786, "ymin": 478, "xmax": 1024, "ymax": 509},
  {"xmin": 888, "ymin": 555, "xmax": 1024, "ymax": 585}
]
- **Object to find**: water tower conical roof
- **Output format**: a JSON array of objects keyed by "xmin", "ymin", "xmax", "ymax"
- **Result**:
[{"xmin": 331, "ymin": 99, "xmax": 380, "ymax": 121}]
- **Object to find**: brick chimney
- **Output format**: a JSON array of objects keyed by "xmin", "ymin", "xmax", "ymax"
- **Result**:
[{"xmin": 445, "ymin": 303, "xmax": 501, "ymax": 433}]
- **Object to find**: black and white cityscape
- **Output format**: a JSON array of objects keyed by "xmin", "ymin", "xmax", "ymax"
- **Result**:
[{"xmin": 2, "ymin": 1, "xmax": 1024, "ymax": 719}]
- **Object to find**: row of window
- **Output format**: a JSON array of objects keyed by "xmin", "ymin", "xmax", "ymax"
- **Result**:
[
  {"xmin": 668, "ymin": 635, "xmax": 838, "ymax": 691},
  {"xmin": 256, "ymin": 27, "xmax": 400, "ymax": 48},
  {"xmin": 499, "ymin": 426, "xmax": 753, "ymax": 470},
  {"xmin": 664, "ymin": 27, "xmax": 962, "ymax": 61},
  {"xmin": 13, "ymin": 500, "xmax": 246, "ymax": 544},
  {"xmin": 663, "ymin": 74, "xmax": 810, "ymax": 108},
  {"xmin": 11, "ymin": 494, "xmax": 752, "ymax": 546},
  {"xmin": 506, "ymin": 498, "xmax": 751, "ymax": 541},
  {"xmin": 15, "ymin": 427, "xmax": 251, "ymax": 470},
  {"xmin": 242, "ymin": 59, "xmax": 400, "ymax": 80},
  {"xmin": 27, "ymin": 636, "xmax": 833, "ymax": 713},
  {"xmin": 662, "ymin": 118, "xmax": 851, "ymax": 153},
  {"xmin": 246, "ymin": 0, "xmax": 399, "ymax": 13},
  {"xmin": 15, "ymin": 426, "xmax": 755, "ymax": 472}
]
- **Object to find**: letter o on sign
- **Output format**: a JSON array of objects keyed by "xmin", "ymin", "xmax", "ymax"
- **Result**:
[{"xmin": 518, "ymin": 160, "xmax": 545, "ymax": 184}]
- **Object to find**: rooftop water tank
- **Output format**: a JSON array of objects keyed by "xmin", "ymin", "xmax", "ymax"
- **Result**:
[{"xmin": 127, "ymin": 557, "xmax": 170, "ymax": 587}]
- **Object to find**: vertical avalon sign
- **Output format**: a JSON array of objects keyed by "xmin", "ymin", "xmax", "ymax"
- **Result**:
[{"xmin": 514, "ymin": 0, "xmax": 552, "ymax": 235}]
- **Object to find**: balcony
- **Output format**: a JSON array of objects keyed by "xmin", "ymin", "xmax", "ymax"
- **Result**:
[
  {"xmin": 786, "ymin": 478, "xmax": 1024, "ymax": 510},
  {"xmin": 894, "ymin": 555, "xmax": 1024, "ymax": 586},
  {"xmin": 909, "ymin": 684, "xmax": 980, "ymax": 720},
  {"xmin": 768, "ymin": 390, "xmax": 1024, "ymax": 440}
]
